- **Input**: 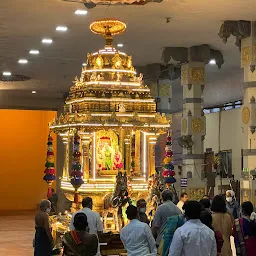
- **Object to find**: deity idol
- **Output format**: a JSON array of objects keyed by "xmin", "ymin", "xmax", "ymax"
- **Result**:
[
  {"xmin": 102, "ymin": 143, "xmax": 114, "ymax": 170},
  {"xmin": 114, "ymin": 146, "xmax": 123, "ymax": 170}
]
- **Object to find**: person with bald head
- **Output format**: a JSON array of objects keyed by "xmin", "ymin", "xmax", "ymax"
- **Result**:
[
  {"xmin": 152, "ymin": 190, "xmax": 181, "ymax": 247},
  {"xmin": 34, "ymin": 199, "xmax": 53, "ymax": 256},
  {"xmin": 226, "ymin": 190, "xmax": 240, "ymax": 220}
]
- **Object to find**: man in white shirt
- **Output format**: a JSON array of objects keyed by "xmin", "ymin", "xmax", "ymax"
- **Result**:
[
  {"xmin": 168, "ymin": 201, "xmax": 217, "ymax": 256},
  {"xmin": 120, "ymin": 205, "xmax": 157, "ymax": 256},
  {"xmin": 152, "ymin": 190, "xmax": 181, "ymax": 246},
  {"xmin": 177, "ymin": 192, "xmax": 188, "ymax": 213},
  {"xmin": 70, "ymin": 197, "xmax": 103, "ymax": 255}
]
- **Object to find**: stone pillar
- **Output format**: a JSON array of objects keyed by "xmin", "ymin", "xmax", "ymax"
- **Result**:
[
  {"xmin": 219, "ymin": 20, "xmax": 256, "ymax": 200},
  {"xmin": 148, "ymin": 138, "xmax": 156, "ymax": 177},
  {"xmin": 162, "ymin": 45, "xmax": 224, "ymax": 197},
  {"xmin": 62, "ymin": 137, "xmax": 70, "ymax": 180},
  {"xmin": 81, "ymin": 138, "xmax": 90, "ymax": 181},
  {"xmin": 180, "ymin": 62, "xmax": 206, "ymax": 187},
  {"xmin": 119, "ymin": 128, "xmax": 125, "ymax": 165},
  {"xmin": 135, "ymin": 130, "xmax": 141, "ymax": 175}
]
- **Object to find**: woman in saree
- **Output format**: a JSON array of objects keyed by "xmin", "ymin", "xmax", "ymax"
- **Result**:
[
  {"xmin": 233, "ymin": 201, "xmax": 256, "ymax": 256},
  {"xmin": 63, "ymin": 212, "xmax": 98, "ymax": 256}
]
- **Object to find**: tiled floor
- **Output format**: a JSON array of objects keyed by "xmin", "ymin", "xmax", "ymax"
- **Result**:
[
  {"xmin": 0, "ymin": 214, "xmax": 237, "ymax": 256},
  {"xmin": 0, "ymin": 215, "xmax": 34, "ymax": 256}
]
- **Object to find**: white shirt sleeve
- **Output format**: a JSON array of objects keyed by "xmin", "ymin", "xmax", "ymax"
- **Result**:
[
  {"xmin": 96, "ymin": 213, "xmax": 103, "ymax": 232},
  {"xmin": 210, "ymin": 236, "xmax": 217, "ymax": 256},
  {"xmin": 168, "ymin": 229, "xmax": 183, "ymax": 256},
  {"xmin": 69, "ymin": 213, "xmax": 76, "ymax": 230},
  {"xmin": 144, "ymin": 225, "xmax": 157, "ymax": 255}
]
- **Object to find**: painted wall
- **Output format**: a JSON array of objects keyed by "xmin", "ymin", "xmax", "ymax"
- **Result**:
[
  {"xmin": 204, "ymin": 108, "xmax": 243, "ymax": 180},
  {"xmin": 0, "ymin": 109, "xmax": 56, "ymax": 211}
]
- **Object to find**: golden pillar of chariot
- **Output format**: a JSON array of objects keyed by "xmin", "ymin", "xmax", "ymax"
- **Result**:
[{"xmin": 49, "ymin": 18, "xmax": 170, "ymax": 231}]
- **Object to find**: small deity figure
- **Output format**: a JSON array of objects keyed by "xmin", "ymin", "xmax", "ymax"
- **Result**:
[
  {"xmin": 90, "ymin": 72, "xmax": 97, "ymax": 81},
  {"xmin": 138, "ymin": 73, "xmax": 144, "ymax": 83},
  {"xmin": 102, "ymin": 143, "xmax": 114, "ymax": 170},
  {"xmin": 114, "ymin": 146, "xmax": 123, "ymax": 170},
  {"xmin": 118, "ymin": 103, "xmax": 126, "ymax": 113},
  {"xmin": 116, "ymin": 72, "xmax": 121, "ymax": 82},
  {"xmin": 96, "ymin": 142, "xmax": 104, "ymax": 170}
]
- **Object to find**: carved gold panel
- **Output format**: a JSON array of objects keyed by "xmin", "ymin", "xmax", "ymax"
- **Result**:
[
  {"xmin": 181, "ymin": 69, "xmax": 188, "ymax": 85},
  {"xmin": 241, "ymin": 189, "xmax": 251, "ymax": 203},
  {"xmin": 241, "ymin": 45, "xmax": 256, "ymax": 66},
  {"xmin": 191, "ymin": 118, "xmax": 204, "ymax": 133},
  {"xmin": 190, "ymin": 67, "xmax": 204, "ymax": 84},
  {"xmin": 242, "ymin": 107, "xmax": 250, "ymax": 124},
  {"xmin": 159, "ymin": 84, "xmax": 171, "ymax": 97},
  {"xmin": 148, "ymin": 84, "xmax": 157, "ymax": 97},
  {"xmin": 189, "ymin": 188, "xmax": 205, "ymax": 201}
]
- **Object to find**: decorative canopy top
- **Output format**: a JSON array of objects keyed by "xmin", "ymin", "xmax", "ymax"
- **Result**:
[
  {"xmin": 90, "ymin": 19, "xmax": 126, "ymax": 36},
  {"xmin": 90, "ymin": 19, "xmax": 126, "ymax": 47}
]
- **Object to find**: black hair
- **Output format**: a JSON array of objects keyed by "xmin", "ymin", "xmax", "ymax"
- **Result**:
[
  {"xmin": 183, "ymin": 201, "xmax": 201, "ymax": 219},
  {"xmin": 200, "ymin": 210, "xmax": 213, "ymax": 230},
  {"xmin": 180, "ymin": 192, "xmax": 188, "ymax": 198},
  {"xmin": 126, "ymin": 205, "xmax": 138, "ymax": 220},
  {"xmin": 241, "ymin": 201, "xmax": 256, "ymax": 236},
  {"xmin": 162, "ymin": 190, "xmax": 173, "ymax": 202},
  {"xmin": 73, "ymin": 213, "xmax": 88, "ymax": 231},
  {"xmin": 199, "ymin": 198, "xmax": 211, "ymax": 209},
  {"xmin": 137, "ymin": 199, "xmax": 146, "ymax": 207},
  {"xmin": 242, "ymin": 201, "xmax": 254, "ymax": 216},
  {"xmin": 82, "ymin": 197, "xmax": 93, "ymax": 208},
  {"xmin": 211, "ymin": 195, "xmax": 227, "ymax": 213}
]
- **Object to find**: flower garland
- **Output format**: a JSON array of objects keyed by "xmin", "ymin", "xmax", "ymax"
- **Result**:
[
  {"xmin": 43, "ymin": 134, "xmax": 56, "ymax": 198},
  {"xmin": 162, "ymin": 130, "xmax": 176, "ymax": 184},
  {"xmin": 70, "ymin": 132, "xmax": 84, "ymax": 204}
]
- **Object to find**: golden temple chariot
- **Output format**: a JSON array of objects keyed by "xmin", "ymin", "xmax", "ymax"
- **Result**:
[{"xmin": 49, "ymin": 19, "xmax": 170, "ymax": 230}]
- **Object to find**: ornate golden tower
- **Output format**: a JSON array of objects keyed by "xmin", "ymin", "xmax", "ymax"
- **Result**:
[{"xmin": 49, "ymin": 19, "xmax": 170, "ymax": 213}]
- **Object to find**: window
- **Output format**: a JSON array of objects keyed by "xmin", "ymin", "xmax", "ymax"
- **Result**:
[
  {"xmin": 219, "ymin": 150, "xmax": 232, "ymax": 178},
  {"xmin": 203, "ymin": 109, "xmax": 211, "ymax": 114},
  {"xmin": 212, "ymin": 108, "xmax": 220, "ymax": 113}
]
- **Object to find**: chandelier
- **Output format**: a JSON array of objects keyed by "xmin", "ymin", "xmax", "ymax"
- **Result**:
[{"xmin": 62, "ymin": 0, "xmax": 163, "ymax": 7}]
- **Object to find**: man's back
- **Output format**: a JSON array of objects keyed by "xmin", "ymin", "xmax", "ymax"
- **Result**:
[
  {"xmin": 168, "ymin": 219, "xmax": 217, "ymax": 256},
  {"xmin": 153, "ymin": 201, "xmax": 181, "ymax": 227},
  {"xmin": 120, "ymin": 219, "xmax": 157, "ymax": 256},
  {"xmin": 69, "ymin": 208, "xmax": 103, "ymax": 234}
]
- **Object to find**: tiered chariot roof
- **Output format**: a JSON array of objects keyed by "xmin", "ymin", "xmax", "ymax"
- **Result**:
[{"xmin": 49, "ymin": 19, "xmax": 170, "ymax": 133}]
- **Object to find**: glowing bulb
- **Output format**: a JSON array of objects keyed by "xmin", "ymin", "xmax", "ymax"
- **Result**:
[
  {"xmin": 42, "ymin": 38, "xmax": 53, "ymax": 44},
  {"xmin": 32, "ymin": 91, "xmax": 36, "ymax": 94},
  {"xmin": 29, "ymin": 50, "xmax": 39, "ymax": 55},
  {"xmin": 56, "ymin": 26, "xmax": 68, "ymax": 32},
  {"xmin": 117, "ymin": 43, "xmax": 123, "ymax": 47},
  {"xmin": 209, "ymin": 59, "xmax": 216, "ymax": 65},
  {"xmin": 18, "ymin": 59, "xmax": 28, "ymax": 64},
  {"xmin": 3, "ymin": 71, "xmax": 11, "ymax": 76},
  {"xmin": 75, "ymin": 9, "xmax": 88, "ymax": 15}
]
